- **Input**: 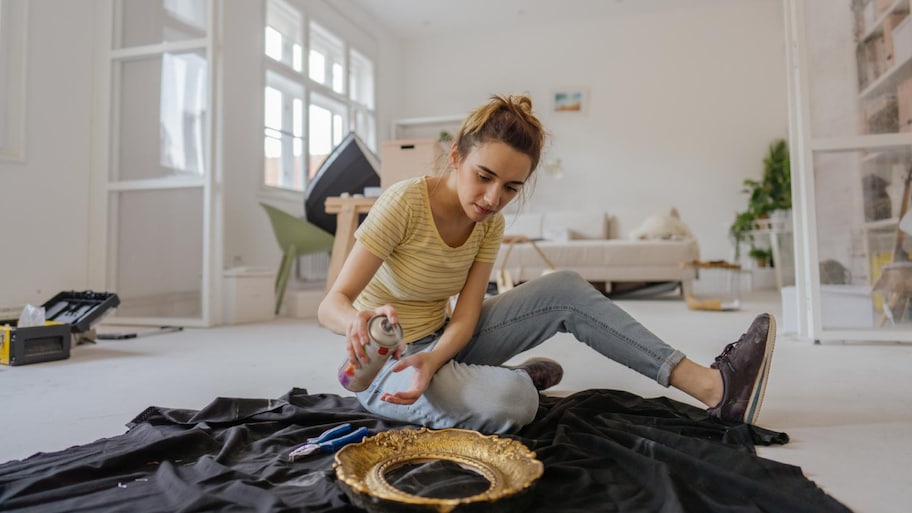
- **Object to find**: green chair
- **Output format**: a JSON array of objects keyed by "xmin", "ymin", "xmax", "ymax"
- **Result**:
[{"xmin": 260, "ymin": 202, "xmax": 334, "ymax": 315}]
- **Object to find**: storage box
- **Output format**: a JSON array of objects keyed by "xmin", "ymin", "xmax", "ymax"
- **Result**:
[
  {"xmin": 780, "ymin": 285, "xmax": 875, "ymax": 334},
  {"xmin": 882, "ymin": 13, "xmax": 907, "ymax": 65},
  {"xmin": 223, "ymin": 266, "xmax": 276, "ymax": 324},
  {"xmin": 380, "ymin": 139, "xmax": 444, "ymax": 189},
  {"xmin": 864, "ymin": 1, "xmax": 878, "ymax": 32},
  {"xmin": 876, "ymin": 0, "xmax": 894, "ymax": 14},
  {"xmin": 0, "ymin": 321, "xmax": 71, "ymax": 366},
  {"xmin": 898, "ymin": 77, "xmax": 912, "ymax": 132},
  {"xmin": 0, "ymin": 291, "xmax": 119, "ymax": 366},
  {"xmin": 42, "ymin": 291, "xmax": 120, "ymax": 334},
  {"xmin": 892, "ymin": 15, "xmax": 912, "ymax": 65}
]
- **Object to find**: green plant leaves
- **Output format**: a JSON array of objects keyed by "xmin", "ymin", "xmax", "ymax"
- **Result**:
[{"xmin": 729, "ymin": 138, "xmax": 791, "ymax": 260}]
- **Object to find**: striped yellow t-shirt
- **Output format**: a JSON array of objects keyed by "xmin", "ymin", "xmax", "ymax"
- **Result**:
[{"xmin": 353, "ymin": 177, "xmax": 504, "ymax": 343}]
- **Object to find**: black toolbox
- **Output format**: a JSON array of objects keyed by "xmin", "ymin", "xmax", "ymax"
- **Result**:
[{"xmin": 1, "ymin": 291, "xmax": 120, "ymax": 366}]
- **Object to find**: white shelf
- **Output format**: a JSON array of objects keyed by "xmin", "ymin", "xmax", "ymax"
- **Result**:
[
  {"xmin": 860, "ymin": 0, "xmax": 910, "ymax": 42},
  {"xmin": 860, "ymin": 146, "xmax": 912, "ymax": 163},
  {"xmin": 859, "ymin": 51, "xmax": 912, "ymax": 100},
  {"xmin": 865, "ymin": 217, "xmax": 899, "ymax": 230},
  {"xmin": 810, "ymin": 133, "xmax": 912, "ymax": 152},
  {"xmin": 390, "ymin": 114, "xmax": 466, "ymax": 139}
]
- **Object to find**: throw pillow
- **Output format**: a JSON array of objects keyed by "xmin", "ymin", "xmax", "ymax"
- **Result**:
[{"xmin": 629, "ymin": 208, "xmax": 694, "ymax": 240}]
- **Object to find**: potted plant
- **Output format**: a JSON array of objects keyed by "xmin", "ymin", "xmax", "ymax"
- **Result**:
[
  {"xmin": 729, "ymin": 139, "xmax": 791, "ymax": 262},
  {"xmin": 748, "ymin": 247, "xmax": 773, "ymax": 268}
]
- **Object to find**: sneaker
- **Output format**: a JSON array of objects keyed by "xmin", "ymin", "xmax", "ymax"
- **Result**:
[
  {"xmin": 707, "ymin": 313, "xmax": 777, "ymax": 424},
  {"xmin": 508, "ymin": 357, "xmax": 564, "ymax": 391}
]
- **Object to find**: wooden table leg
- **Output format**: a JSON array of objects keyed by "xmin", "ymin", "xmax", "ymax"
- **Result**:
[
  {"xmin": 325, "ymin": 208, "xmax": 359, "ymax": 293},
  {"xmin": 323, "ymin": 196, "xmax": 376, "ymax": 294}
]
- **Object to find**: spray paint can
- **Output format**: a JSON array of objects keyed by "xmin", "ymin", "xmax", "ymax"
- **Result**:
[{"xmin": 338, "ymin": 315, "xmax": 403, "ymax": 392}]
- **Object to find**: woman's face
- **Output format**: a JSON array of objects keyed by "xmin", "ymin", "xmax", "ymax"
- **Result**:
[{"xmin": 451, "ymin": 141, "xmax": 532, "ymax": 222}]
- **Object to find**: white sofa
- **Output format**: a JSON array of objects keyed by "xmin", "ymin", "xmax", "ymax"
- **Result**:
[{"xmin": 490, "ymin": 211, "xmax": 700, "ymax": 296}]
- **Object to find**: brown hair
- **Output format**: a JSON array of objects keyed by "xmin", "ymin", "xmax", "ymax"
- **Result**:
[{"xmin": 454, "ymin": 95, "xmax": 546, "ymax": 174}]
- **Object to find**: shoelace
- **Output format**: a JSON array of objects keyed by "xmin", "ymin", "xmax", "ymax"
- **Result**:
[{"xmin": 714, "ymin": 341, "xmax": 739, "ymax": 372}]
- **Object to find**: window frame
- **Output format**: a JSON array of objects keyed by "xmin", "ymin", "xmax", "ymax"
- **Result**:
[
  {"xmin": 261, "ymin": 0, "xmax": 376, "ymax": 195},
  {"xmin": 263, "ymin": 70, "xmax": 306, "ymax": 190}
]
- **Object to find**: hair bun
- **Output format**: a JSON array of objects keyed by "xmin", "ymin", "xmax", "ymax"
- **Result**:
[
  {"xmin": 511, "ymin": 95, "xmax": 533, "ymax": 113},
  {"xmin": 455, "ymin": 94, "xmax": 546, "ymax": 173}
]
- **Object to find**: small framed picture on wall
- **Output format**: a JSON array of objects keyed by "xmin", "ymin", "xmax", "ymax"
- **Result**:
[{"xmin": 552, "ymin": 88, "xmax": 588, "ymax": 113}]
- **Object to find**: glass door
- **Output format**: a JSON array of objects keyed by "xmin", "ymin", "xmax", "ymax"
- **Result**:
[
  {"xmin": 91, "ymin": 0, "xmax": 219, "ymax": 326},
  {"xmin": 787, "ymin": 0, "xmax": 912, "ymax": 341}
]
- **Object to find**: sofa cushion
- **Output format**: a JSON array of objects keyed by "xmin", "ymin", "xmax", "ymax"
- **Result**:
[
  {"xmin": 543, "ymin": 211, "xmax": 608, "ymax": 240},
  {"xmin": 502, "ymin": 211, "xmax": 610, "ymax": 241},
  {"xmin": 497, "ymin": 239, "xmax": 698, "ymax": 269},
  {"xmin": 503, "ymin": 212, "xmax": 542, "ymax": 239},
  {"xmin": 491, "ymin": 238, "xmax": 700, "ymax": 285}
]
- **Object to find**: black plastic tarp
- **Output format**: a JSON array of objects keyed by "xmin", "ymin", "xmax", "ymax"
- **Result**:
[{"xmin": 0, "ymin": 389, "xmax": 852, "ymax": 512}]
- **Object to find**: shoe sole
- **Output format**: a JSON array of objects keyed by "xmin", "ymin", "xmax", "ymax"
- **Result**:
[{"xmin": 744, "ymin": 314, "xmax": 776, "ymax": 424}]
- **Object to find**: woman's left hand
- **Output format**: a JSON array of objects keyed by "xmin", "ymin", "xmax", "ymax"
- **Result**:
[{"xmin": 379, "ymin": 352, "xmax": 442, "ymax": 405}]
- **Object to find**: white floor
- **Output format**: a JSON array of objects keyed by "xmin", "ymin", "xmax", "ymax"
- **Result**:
[{"xmin": 2, "ymin": 289, "xmax": 910, "ymax": 512}]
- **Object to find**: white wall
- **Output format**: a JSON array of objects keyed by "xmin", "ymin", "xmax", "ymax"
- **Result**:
[
  {"xmin": 390, "ymin": 0, "xmax": 789, "ymax": 261},
  {"xmin": 0, "ymin": 0, "xmax": 784, "ymax": 309},
  {"xmin": 0, "ymin": 0, "xmax": 96, "ymax": 308}
]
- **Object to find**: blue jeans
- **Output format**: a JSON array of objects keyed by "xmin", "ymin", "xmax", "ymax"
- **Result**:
[{"xmin": 355, "ymin": 270, "xmax": 685, "ymax": 433}]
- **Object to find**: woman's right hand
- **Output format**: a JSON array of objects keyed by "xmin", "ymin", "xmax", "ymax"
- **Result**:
[{"xmin": 346, "ymin": 305, "xmax": 399, "ymax": 367}]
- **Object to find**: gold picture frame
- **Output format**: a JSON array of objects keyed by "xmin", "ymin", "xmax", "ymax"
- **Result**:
[{"xmin": 334, "ymin": 427, "xmax": 543, "ymax": 513}]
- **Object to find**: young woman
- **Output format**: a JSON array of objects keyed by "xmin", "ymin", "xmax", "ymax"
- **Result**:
[{"xmin": 318, "ymin": 95, "xmax": 775, "ymax": 434}]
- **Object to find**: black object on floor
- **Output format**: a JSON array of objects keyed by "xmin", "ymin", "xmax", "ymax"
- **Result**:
[
  {"xmin": 95, "ymin": 326, "xmax": 183, "ymax": 340},
  {"xmin": 607, "ymin": 280, "xmax": 681, "ymax": 299},
  {"xmin": 0, "ymin": 389, "xmax": 852, "ymax": 513}
]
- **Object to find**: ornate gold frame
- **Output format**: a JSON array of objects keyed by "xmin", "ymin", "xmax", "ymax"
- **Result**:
[{"xmin": 334, "ymin": 428, "xmax": 543, "ymax": 513}]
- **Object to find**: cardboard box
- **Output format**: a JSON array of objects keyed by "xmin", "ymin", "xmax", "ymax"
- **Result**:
[
  {"xmin": 899, "ymin": 77, "xmax": 912, "ymax": 132},
  {"xmin": 380, "ymin": 139, "xmax": 444, "ymax": 189},
  {"xmin": 893, "ymin": 15, "xmax": 912, "ymax": 66},
  {"xmin": 876, "ymin": 0, "xmax": 894, "ymax": 12},
  {"xmin": 864, "ymin": 1, "xmax": 878, "ymax": 31},
  {"xmin": 882, "ymin": 13, "xmax": 907, "ymax": 65}
]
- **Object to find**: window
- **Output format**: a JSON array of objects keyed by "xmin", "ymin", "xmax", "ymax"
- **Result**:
[
  {"xmin": 265, "ymin": 0, "xmax": 302, "ymax": 72},
  {"xmin": 264, "ymin": 72, "xmax": 305, "ymax": 189},
  {"xmin": 309, "ymin": 22, "xmax": 344, "ymax": 94},
  {"xmin": 308, "ymin": 93, "xmax": 347, "ymax": 176},
  {"xmin": 263, "ymin": 0, "xmax": 376, "ymax": 192},
  {"xmin": 349, "ymin": 49, "xmax": 374, "ymax": 110},
  {"xmin": 160, "ymin": 52, "xmax": 208, "ymax": 174},
  {"xmin": 0, "ymin": 0, "xmax": 27, "ymax": 161},
  {"xmin": 349, "ymin": 49, "xmax": 376, "ymax": 152}
]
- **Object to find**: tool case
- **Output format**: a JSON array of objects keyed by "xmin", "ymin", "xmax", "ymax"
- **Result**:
[{"xmin": 0, "ymin": 291, "xmax": 120, "ymax": 366}]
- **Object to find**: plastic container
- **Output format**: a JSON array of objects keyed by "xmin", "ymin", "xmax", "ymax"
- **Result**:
[
  {"xmin": 683, "ymin": 260, "xmax": 747, "ymax": 311},
  {"xmin": 1, "ymin": 290, "xmax": 119, "ymax": 366}
]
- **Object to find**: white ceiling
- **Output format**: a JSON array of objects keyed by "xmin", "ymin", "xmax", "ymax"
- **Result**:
[{"xmin": 349, "ymin": 0, "xmax": 739, "ymax": 39}]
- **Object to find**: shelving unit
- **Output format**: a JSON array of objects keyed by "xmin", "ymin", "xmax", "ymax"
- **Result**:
[
  {"xmin": 389, "ymin": 114, "xmax": 466, "ymax": 140},
  {"xmin": 786, "ymin": 0, "xmax": 912, "ymax": 341}
]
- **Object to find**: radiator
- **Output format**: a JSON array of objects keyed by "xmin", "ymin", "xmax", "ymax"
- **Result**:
[{"xmin": 296, "ymin": 252, "xmax": 330, "ymax": 281}]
